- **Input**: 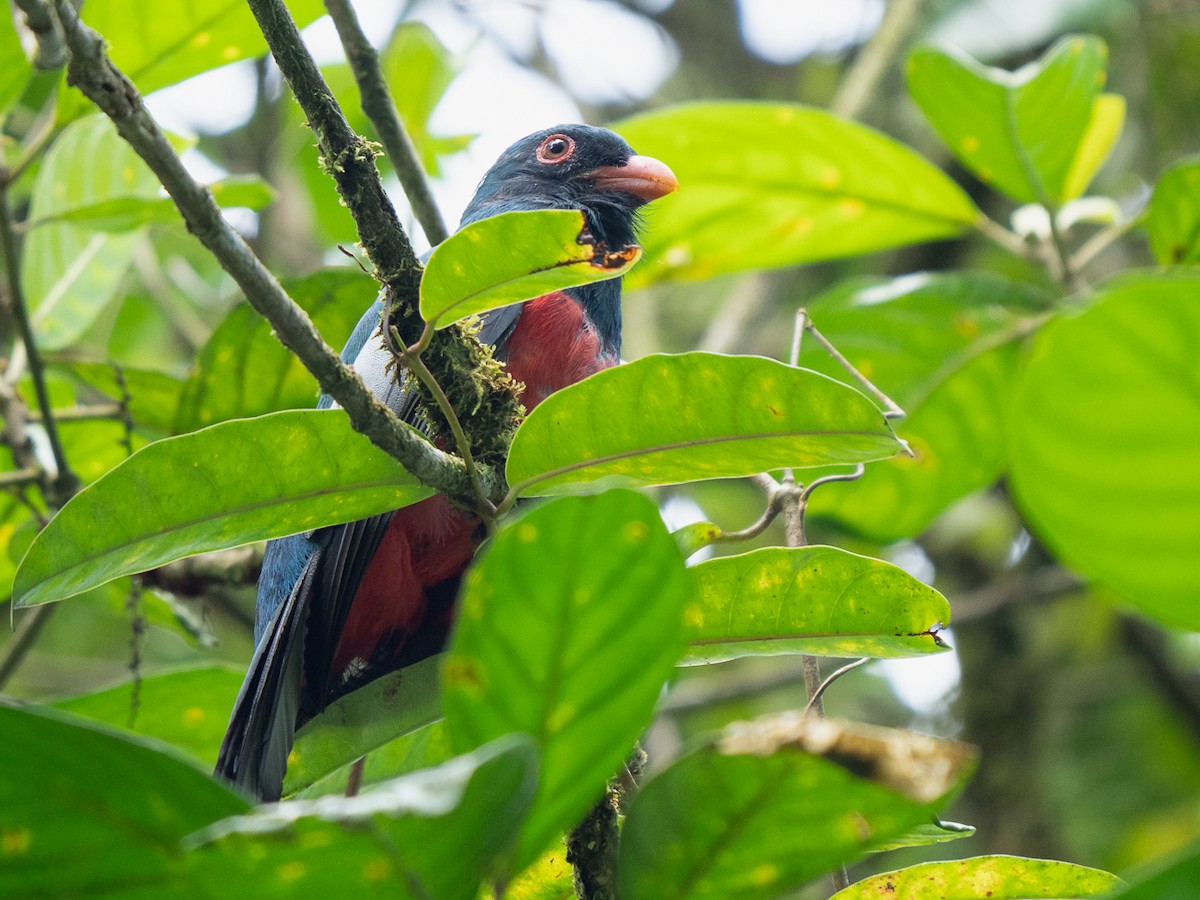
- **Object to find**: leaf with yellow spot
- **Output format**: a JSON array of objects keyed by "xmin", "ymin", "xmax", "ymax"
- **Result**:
[
  {"xmin": 908, "ymin": 35, "xmax": 1116, "ymax": 204},
  {"xmin": 58, "ymin": 0, "xmax": 328, "ymax": 120},
  {"xmin": 443, "ymin": 491, "xmax": 690, "ymax": 871},
  {"xmin": 14, "ymin": 410, "xmax": 434, "ymax": 608},
  {"xmin": 507, "ymin": 353, "xmax": 903, "ymax": 498},
  {"xmin": 614, "ymin": 103, "xmax": 977, "ymax": 284},
  {"xmin": 420, "ymin": 209, "xmax": 641, "ymax": 328},
  {"xmin": 830, "ymin": 856, "xmax": 1121, "ymax": 899},
  {"xmin": 684, "ymin": 546, "xmax": 952, "ymax": 663}
]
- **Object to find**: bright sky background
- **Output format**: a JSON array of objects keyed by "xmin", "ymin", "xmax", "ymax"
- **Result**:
[{"xmin": 145, "ymin": 0, "xmax": 962, "ymax": 718}]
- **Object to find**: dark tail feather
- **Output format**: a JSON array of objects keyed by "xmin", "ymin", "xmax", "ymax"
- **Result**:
[{"xmin": 214, "ymin": 551, "xmax": 320, "ymax": 801}]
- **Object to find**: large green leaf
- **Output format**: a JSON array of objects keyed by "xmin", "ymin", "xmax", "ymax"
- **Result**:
[
  {"xmin": 1147, "ymin": 156, "xmax": 1200, "ymax": 265},
  {"xmin": 831, "ymin": 856, "xmax": 1122, "ymax": 899},
  {"xmin": 188, "ymin": 738, "xmax": 537, "ymax": 900},
  {"xmin": 23, "ymin": 115, "xmax": 161, "ymax": 350},
  {"xmin": 799, "ymin": 273, "xmax": 1048, "ymax": 540},
  {"xmin": 61, "ymin": 0, "xmax": 326, "ymax": 119},
  {"xmin": 0, "ymin": 701, "xmax": 249, "ymax": 899},
  {"xmin": 684, "ymin": 546, "xmax": 951, "ymax": 663},
  {"xmin": 613, "ymin": 102, "xmax": 977, "ymax": 285},
  {"xmin": 506, "ymin": 353, "xmax": 903, "ymax": 497},
  {"xmin": 283, "ymin": 656, "xmax": 443, "ymax": 797},
  {"xmin": 1009, "ymin": 272, "xmax": 1200, "ymax": 630},
  {"xmin": 908, "ymin": 36, "xmax": 1112, "ymax": 204},
  {"xmin": 443, "ymin": 491, "xmax": 690, "ymax": 868},
  {"xmin": 619, "ymin": 715, "xmax": 976, "ymax": 900},
  {"xmin": 13, "ymin": 410, "xmax": 435, "ymax": 607},
  {"xmin": 175, "ymin": 269, "xmax": 370, "ymax": 431},
  {"xmin": 54, "ymin": 665, "xmax": 245, "ymax": 766},
  {"xmin": 419, "ymin": 210, "xmax": 640, "ymax": 328}
]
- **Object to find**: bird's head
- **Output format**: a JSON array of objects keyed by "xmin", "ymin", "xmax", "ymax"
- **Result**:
[{"xmin": 460, "ymin": 124, "xmax": 678, "ymax": 249}]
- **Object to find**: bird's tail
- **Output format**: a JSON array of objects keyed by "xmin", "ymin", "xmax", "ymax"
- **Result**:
[{"xmin": 214, "ymin": 553, "xmax": 319, "ymax": 802}]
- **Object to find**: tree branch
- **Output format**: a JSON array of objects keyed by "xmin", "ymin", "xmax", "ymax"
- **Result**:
[
  {"xmin": 323, "ymin": 0, "xmax": 449, "ymax": 246},
  {"xmin": 831, "ymin": 0, "xmax": 924, "ymax": 121},
  {"xmin": 48, "ymin": 0, "xmax": 498, "ymax": 505},
  {"xmin": 244, "ymin": 0, "xmax": 521, "ymax": 479}
]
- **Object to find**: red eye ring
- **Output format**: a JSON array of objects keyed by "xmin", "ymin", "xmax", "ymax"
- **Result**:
[{"xmin": 536, "ymin": 134, "xmax": 576, "ymax": 164}]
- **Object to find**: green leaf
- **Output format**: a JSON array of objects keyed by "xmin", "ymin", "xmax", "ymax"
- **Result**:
[
  {"xmin": 872, "ymin": 820, "xmax": 976, "ymax": 851},
  {"xmin": 908, "ymin": 36, "xmax": 1111, "ymax": 204},
  {"xmin": 382, "ymin": 22, "xmax": 474, "ymax": 177},
  {"xmin": 684, "ymin": 546, "xmax": 951, "ymax": 663},
  {"xmin": 175, "ymin": 269, "xmax": 371, "ymax": 431},
  {"xmin": 54, "ymin": 665, "xmax": 245, "ymax": 766},
  {"xmin": 0, "ymin": 7, "xmax": 30, "ymax": 117},
  {"xmin": 0, "ymin": 701, "xmax": 249, "ymax": 899},
  {"xmin": 443, "ymin": 491, "xmax": 690, "ymax": 868},
  {"xmin": 60, "ymin": 0, "xmax": 327, "ymax": 119},
  {"xmin": 283, "ymin": 656, "xmax": 443, "ymax": 797},
  {"xmin": 507, "ymin": 353, "xmax": 903, "ymax": 497},
  {"xmin": 187, "ymin": 737, "xmax": 538, "ymax": 900},
  {"xmin": 1009, "ymin": 272, "xmax": 1200, "ymax": 630},
  {"xmin": 33, "ymin": 175, "xmax": 276, "ymax": 232},
  {"xmin": 619, "ymin": 715, "xmax": 976, "ymax": 900},
  {"xmin": 1062, "ymin": 93, "xmax": 1126, "ymax": 199},
  {"xmin": 830, "ymin": 856, "xmax": 1122, "ymax": 899},
  {"xmin": 13, "ymin": 410, "xmax": 435, "ymax": 607},
  {"xmin": 798, "ymin": 273, "xmax": 1048, "ymax": 541},
  {"xmin": 419, "ymin": 209, "xmax": 640, "ymax": 328},
  {"xmin": 614, "ymin": 102, "xmax": 978, "ymax": 285},
  {"xmin": 1109, "ymin": 844, "xmax": 1200, "ymax": 899},
  {"xmin": 1147, "ymin": 156, "xmax": 1200, "ymax": 264},
  {"xmin": 23, "ymin": 115, "xmax": 161, "ymax": 350}
]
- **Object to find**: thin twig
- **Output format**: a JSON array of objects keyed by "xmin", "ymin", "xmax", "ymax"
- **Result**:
[
  {"xmin": 0, "ymin": 184, "xmax": 79, "ymax": 505},
  {"xmin": 0, "ymin": 468, "xmax": 42, "ymax": 489},
  {"xmin": 797, "ymin": 309, "xmax": 905, "ymax": 419},
  {"xmin": 345, "ymin": 756, "xmax": 366, "ymax": 797},
  {"xmin": 803, "ymin": 657, "xmax": 870, "ymax": 716},
  {"xmin": 323, "ymin": 0, "xmax": 449, "ymax": 246},
  {"xmin": 0, "ymin": 605, "xmax": 56, "ymax": 689},
  {"xmin": 975, "ymin": 213, "xmax": 1037, "ymax": 260},
  {"xmin": 27, "ymin": 402, "xmax": 123, "ymax": 422},
  {"xmin": 831, "ymin": 0, "xmax": 925, "ymax": 120},
  {"xmin": 1071, "ymin": 213, "xmax": 1143, "ymax": 274}
]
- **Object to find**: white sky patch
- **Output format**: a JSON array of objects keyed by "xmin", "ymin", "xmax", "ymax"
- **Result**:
[
  {"xmin": 145, "ymin": 61, "xmax": 259, "ymax": 135},
  {"xmin": 539, "ymin": 0, "xmax": 678, "ymax": 105},
  {"xmin": 876, "ymin": 636, "xmax": 962, "ymax": 714},
  {"xmin": 736, "ymin": 0, "xmax": 884, "ymax": 64}
]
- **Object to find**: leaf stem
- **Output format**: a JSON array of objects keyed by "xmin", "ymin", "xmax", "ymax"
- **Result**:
[
  {"xmin": 389, "ymin": 324, "xmax": 495, "ymax": 520},
  {"xmin": 1071, "ymin": 212, "xmax": 1143, "ymax": 274},
  {"xmin": 323, "ymin": 0, "xmax": 449, "ymax": 246}
]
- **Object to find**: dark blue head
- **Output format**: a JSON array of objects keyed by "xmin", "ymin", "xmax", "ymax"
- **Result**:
[
  {"xmin": 460, "ymin": 124, "xmax": 677, "ymax": 250},
  {"xmin": 460, "ymin": 125, "xmax": 677, "ymax": 353}
]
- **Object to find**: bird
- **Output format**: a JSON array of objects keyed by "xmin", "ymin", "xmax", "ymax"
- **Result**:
[{"xmin": 215, "ymin": 124, "xmax": 678, "ymax": 800}]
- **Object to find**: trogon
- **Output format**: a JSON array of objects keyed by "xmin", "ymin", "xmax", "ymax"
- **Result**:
[{"xmin": 215, "ymin": 124, "xmax": 677, "ymax": 800}]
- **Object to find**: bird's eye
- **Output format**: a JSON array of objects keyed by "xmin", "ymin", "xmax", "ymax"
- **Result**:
[{"xmin": 536, "ymin": 134, "xmax": 576, "ymax": 164}]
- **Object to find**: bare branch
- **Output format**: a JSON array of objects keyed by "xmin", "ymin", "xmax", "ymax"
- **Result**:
[{"xmin": 831, "ymin": 0, "xmax": 925, "ymax": 121}]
